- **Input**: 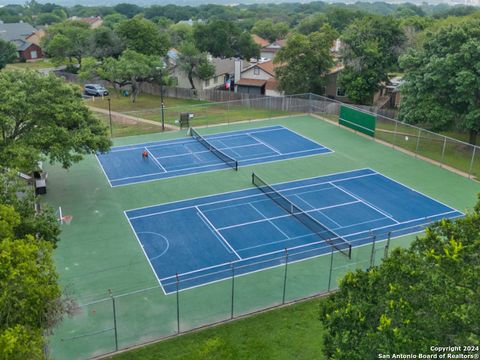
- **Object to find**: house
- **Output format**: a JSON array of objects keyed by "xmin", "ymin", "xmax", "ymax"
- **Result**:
[
  {"xmin": 251, "ymin": 34, "xmax": 270, "ymax": 48},
  {"xmin": 234, "ymin": 59, "xmax": 281, "ymax": 96},
  {"xmin": 70, "ymin": 16, "xmax": 103, "ymax": 29},
  {"xmin": 260, "ymin": 39, "xmax": 286, "ymax": 60},
  {"xmin": 0, "ymin": 22, "xmax": 43, "ymax": 60},
  {"xmin": 172, "ymin": 56, "xmax": 251, "ymax": 91}
]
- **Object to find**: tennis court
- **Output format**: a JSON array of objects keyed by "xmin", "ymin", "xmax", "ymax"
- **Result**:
[
  {"xmin": 125, "ymin": 168, "xmax": 463, "ymax": 294},
  {"xmin": 96, "ymin": 125, "xmax": 332, "ymax": 186}
]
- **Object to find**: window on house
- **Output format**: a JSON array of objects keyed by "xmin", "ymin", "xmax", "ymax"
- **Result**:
[
  {"xmin": 31, "ymin": 51, "xmax": 37, "ymax": 59},
  {"xmin": 254, "ymin": 68, "xmax": 260, "ymax": 75},
  {"xmin": 336, "ymin": 88, "xmax": 346, "ymax": 97}
]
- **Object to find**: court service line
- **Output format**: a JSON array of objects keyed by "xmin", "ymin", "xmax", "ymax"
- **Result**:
[
  {"xmin": 145, "ymin": 147, "xmax": 167, "ymax": 173},
  {"xmin": 195, "ymin": 206, "xmax": 242, "ymax": 260},
  {"xmin": 276, "ymin": 125, "xmax": 335, "ymax": 154},
  {"xmin": 217, "ymin": 200, "xmax": 360, "ymax": 231},
  {"xmin": 329, "ymin": 182, "xmax": 399, "ymax": 224},
  {"xmin": 128, "ymin": 174, "xmax": 374, "ymax": 220},
  {"xmin": 293, "ymin": 194, "xmax": 342, "ymax": 228},
  {"xmin": 248, "ymin": 133, "xmax": 282, "ymax": 155},
  {"xmin": 248, "ymin": 203, "xmax": 290, "ymax": 240}
]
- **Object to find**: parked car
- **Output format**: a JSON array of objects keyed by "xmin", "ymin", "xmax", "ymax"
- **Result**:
[{"xmin": 84, "ymin": 84, "xmax": 109, "ymax": 97}]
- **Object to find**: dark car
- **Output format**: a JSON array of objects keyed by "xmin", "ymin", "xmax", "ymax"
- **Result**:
[{"xmin": 84, "ymin": 84, "xmax": 109, "ymax": 97}]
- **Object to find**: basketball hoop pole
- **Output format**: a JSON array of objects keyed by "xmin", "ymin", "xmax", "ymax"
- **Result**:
[{"xmin": 58, "ymin": 206, "xmax": 63, "ymax": 224}]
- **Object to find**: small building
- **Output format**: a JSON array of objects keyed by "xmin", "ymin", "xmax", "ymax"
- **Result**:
[
  {"xmin": 234, "ymin": 59, "xmax": 282, "ymax": 96},
  {"xmin": 70, "ymin": 16, "xmax": 103, "ymax": 29},
  {"xmin": 0, "ymin": 22, "xmax": 44, "ymax": 60},
  {"xmin": 172, "ymin": 56, "xmax": 251, "ymax": 91},
  {"xmin": 260, "ymin": 39, "xmax": 286, "ymax": 61}
]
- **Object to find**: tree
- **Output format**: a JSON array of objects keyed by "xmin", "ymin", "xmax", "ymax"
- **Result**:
[
  {"xmin": 103, "ymin": 13, "xmax": 127, "ymax": 29},
  {"xmin": 320, "ymin": 197, "xmax": 480, "ymax": 359},
  {"xmin": 113, "ymin": 3, "xmax": 142, "ymax": 18},
  {"xmin": 90, "ymin": 26, "xmax": 124, "ymax": 59},
  {"xmin": 0, "ymin": 171, "xmax": 60, "ymax": 246},
  {"xmin": 178, "ymin": 42, "xmax": 215, "ymax": 90},
  {"xmin": 115, "ymin": 16, "xmax": 170, "ymax": 56},
  {"xmin": 0, "ymin": 325, "xmax": 44, "ymax": 360},
  {"xmin": 194, "ymin": 20, "xmax": 258, "ymax": 59},
  {"xmin": 42, "ymin": 20, "xmax": 93, "ymax": 67},
  {"xmin": 252, "ymin": 19, "xmax": 289, "ymax": 42},
  {"xmin": 0, "ymin": 39, "xmax": 17, "ymax": 70},
  {"xmin": 340, "ymin": 16, "xmax": 405, "ymax": 104},
  {"xmin": 169, "ymin": 23, "xmax": 194, "ymax": 47},
  {"xmin": 296, "ymin": 13, "xmax": 328, "ymax": 35},
  {"xmin": 0, "ymin": 70, "xmax": 111, "ymax": 171},
  {"xmin": 400, "ymin": 20, "xmax": 480, "ymax": 145},
  {"xmin": 275, "ymin": 26, "xmax": 338, "ymax": 94}
]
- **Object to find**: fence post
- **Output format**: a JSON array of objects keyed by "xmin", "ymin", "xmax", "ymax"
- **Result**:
[
  {"xmin": 415, "ymin": 128, "xmax": 422, "ymax": 155},
  {"xmin": 176, "ymin": 273, "xmax": 180, "ymax": 334},
  {"xmin": 468, "ymin": 146, "xmax": 476, "ymax": 178},
  {"xmin": 384, "ymin": 232, "xmax": 391, "ymax": 259},
  {"xmin": 392, "ymin": 121, "xmax": 398, "ymax": 147},
  {"xmin": 370, "ymin": 234, "xmax": 377, "ymax": 268},
  {"xmin": 230, "ymin": 263, "xmax": 235, "ymax": 319},
  {"xmin": 108, "ymin": 289, "xmax": 118, "ymax": 352},
  {"xmin": 327, "ymin": 249, "xmax": 334, "ymax": 292},
  {"xmin": 282, "ymin": 248, "xmax": 289, "ymax": 305},
  {"xmin": 440, "ymin": 137, "xmax": 447, "ymax": 167}
]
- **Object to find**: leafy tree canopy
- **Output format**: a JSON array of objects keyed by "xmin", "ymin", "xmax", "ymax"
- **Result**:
[
  {"xmin": 400, "ymin": 19, "xmax": 480, "ymax": 144},
  {"xmin": 116, "ymin": 16, "xmax": 170, "ymax": 56},
  {"xmin": 340, "ymin": 15, "xmax": 405, "ymax": 104},
  {"xmin": 321, "ymin": 197, "xmax": 480, "ymax": 359},
  {"xmin": 296, "ymin": 13, "xmax": 328, "ymax": 35},
  {"xmin": 194, "ymin": 20, "xmax": 259, "ymax": 59},
  {"xmin": 178, "ymin": 42, "xmax": 215, "ymax": 90},
  {"xmin": 0, "ymin": 70, "xmax": 111, "ymax": 171},
  {"xmin": 42, "ymin": 20, "xmax": 92, "ymax": 67},
  {"xmin": 252, "ymin": 19, "xmax": 289, "ymax": 42},
  {"xmin": 0, "ymin": 39, "xmax": 17, "ymax": 70},
  {"xmin": 275, "ymin": 25, "xmax": 338, "ymax": 94}
]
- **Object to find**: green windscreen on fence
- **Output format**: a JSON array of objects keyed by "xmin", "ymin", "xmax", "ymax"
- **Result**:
[{"xmin": 339, "ymin": 105, "xmax": 376, "ymax": 137}]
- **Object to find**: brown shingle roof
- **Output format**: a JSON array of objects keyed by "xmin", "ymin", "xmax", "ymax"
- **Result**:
[{"xmin": 251, "ymin": 34, "xmax": 269, "ymax": 48}]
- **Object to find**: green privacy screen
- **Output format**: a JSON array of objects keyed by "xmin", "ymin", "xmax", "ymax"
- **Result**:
[{"xmin": 339, "ymin": 105, "xmax": 376, "ymax": 137}]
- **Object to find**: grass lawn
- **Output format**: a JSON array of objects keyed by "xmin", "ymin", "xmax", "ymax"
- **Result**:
[
  {"xmin": 5, "ymin": 59, "xmax": 57, "ymax": 70},
  {"xmin": 88, "ymin": 92, "xmax": 296, "ymax": 127},
  {"xmin": 95, "ymin": 113, "xmax": 162, "ymax": 138},
  {"xmin": 107, "ymin": 297, "xmax": 326, "ymax": 360}
]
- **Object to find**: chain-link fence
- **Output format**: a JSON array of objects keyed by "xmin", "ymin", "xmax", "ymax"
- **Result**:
[
  {"xmin": 309, "ymin": 93, "xmax": 480, "ymax": 179},
  {"xmin": 49, "ymin": 221, "xmax": 433, "ymax": 360}
]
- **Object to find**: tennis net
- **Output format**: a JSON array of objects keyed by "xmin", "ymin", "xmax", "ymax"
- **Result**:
[
  {"xmin": 190, "ymin": 128, "xmax": 238, "ymax": 170},
  {"xmin": 252, "ymin": 173, "xmax": 352, "ymax": 258}
]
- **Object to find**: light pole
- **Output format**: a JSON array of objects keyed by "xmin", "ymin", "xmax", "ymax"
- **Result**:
[
  {"xmin": 107, "ymin": 97, "xmax": 113, "ymax": 137},
  {"xmin": 156, "ymin": 66, "xmax": 166, "ymax": 131}
]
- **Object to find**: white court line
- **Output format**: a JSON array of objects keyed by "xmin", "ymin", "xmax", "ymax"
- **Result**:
[
  {"xmin": 108, "ymin": 125, "xmax": 285, "ymax": 153},
  {"xmin": 249, "ymin": 203, "xmax": 290, "ymax": 240},
  {"xmin": 330, "ymin": 182, "xmax": 400, "ymax": 224},
  {"xmin": 248, "ymin": 133, "xmax": 281, "ymax": 155},
  {"xmin": 366, "ymin": 169, "xmax": 467, "ymax": 217},
  {"xmin": 218, "ymin": 201, "xmax": 359, "ymax": 231},
  {"xmin": 95, "ymin": 154, "xmax": 113, "ymax": 188},
  {"xmin": 145, "ymin": 147, "xmax": 167, "ymax": 173},
  {"xmin": 331, "ymin": 215, "xmax": 392, "ymax": 231},
  {"xmin": 277, "ymin": 125, "xmax": 335, "ymax": 154},
  {"xmin": 123, "ymin": 211, "xmax": 167, "ymax": 295},
  {"xmin": 195, "ymin": 206, "xmax": 241, "ymax": 260},
  {"xmin": 293, "ymin": 193, "xmax": 343, "ymax": 228},
  {"xmin": 159, "ymin": 211, "xmax": 462, "ymax": 291},
  {"xmin": 125, "ymin": 168, "xmax": 373, "ymax": 214},
  {"xmin": 128, "ymin": 172, "xmax": 375, "ymax": 220}
]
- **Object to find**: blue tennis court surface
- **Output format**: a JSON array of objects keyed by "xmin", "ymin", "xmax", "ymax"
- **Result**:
[
  {"xmin": 125, "ymin": 169, "xmax": 463, "ymax": 294},
  {"xmin": 97, "ymin": 125, "xmax": 332, "ymax": 186}
]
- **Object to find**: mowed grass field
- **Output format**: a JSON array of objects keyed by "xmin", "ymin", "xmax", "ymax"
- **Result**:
[{"xmin": 107, "ymin": 297, "xmax": 326, "ymax": 360}]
